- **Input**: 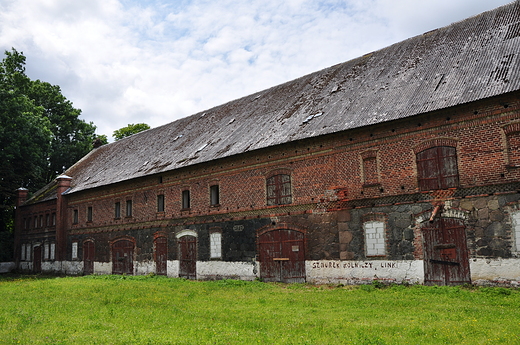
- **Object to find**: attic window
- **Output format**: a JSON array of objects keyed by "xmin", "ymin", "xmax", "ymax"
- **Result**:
[
  {"xmin": 228, "ymin": 118, "xmax": 235, "ymax": 125},
  {"xmin": 173, "ymin": 134, "xmax": 183, "ymax": 141}
]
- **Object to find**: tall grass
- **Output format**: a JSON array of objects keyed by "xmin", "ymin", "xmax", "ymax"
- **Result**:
[{"xmin": 1, "ymin": 275, "xmax": 519, "ymax": 344}]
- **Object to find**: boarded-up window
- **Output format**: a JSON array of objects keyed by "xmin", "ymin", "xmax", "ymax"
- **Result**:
[
  {"xmin": 182, "ymin": 190, "xmax": 190, "ymax": 209},
  {"xmin": 507, "ymin": 131, "xmax": 520, "ymax": 166},
  {"xmin": 267, "ymin": 174, "xmax": 292, "ymax": 206},
  {"xmin": 416, "ymin": 146, "xmax": 459, "ymax": 191},
  {"xmin": 210, "ymin": 232, "xmax": 222, "ymax": 259},
  {"xmin": 512, "ymin": 211, "xmax": 520, "ymax": 252},
  {"xmin": 363, "ymin": 157, "xmax": 378, "ymax": 185},
  {"xmin": 364, "ymin": 221, "xmax": 386, "ymax": 256}
]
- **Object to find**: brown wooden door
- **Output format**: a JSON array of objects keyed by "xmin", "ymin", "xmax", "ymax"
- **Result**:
[
  {"xmin": 112, "ymin": 239, "xmax": 134, "ymax": 275},
  {"xmin": 83, "ymin": 241, "xmax": 95, "ymax": 275},
  {"xmin": 423, "ymin": 218, "xmax": 470, "ymax": 285},
  {"xmin": 33, "ymin": 245, "xmax": 42, "ymax": 273},
  {"xmin": 258, "ymin": 229, "xmax": 305, "ymax": 283},
  {"xmin": 179, "ymin": 235, "xmax": 196, "ymax": 279},
  {"xmin": 155, "ymin": 237, "xmax": 168, "ymax": 275}
]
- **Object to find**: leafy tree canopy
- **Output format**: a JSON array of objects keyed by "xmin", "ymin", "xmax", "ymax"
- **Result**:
[
  {"xmin": 0, "ymin": 48, "xmax": 104, "ymax": 258},
  {"xmin": 113, "ymin": 123, "xmax": 150, "ymax": 141}
]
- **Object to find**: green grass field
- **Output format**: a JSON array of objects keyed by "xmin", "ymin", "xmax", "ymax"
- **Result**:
[{"xmin": 1, "ymin": 274, "xmax": 519, "ymax": 344}]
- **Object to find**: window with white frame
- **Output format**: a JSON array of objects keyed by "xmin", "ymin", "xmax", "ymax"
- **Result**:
[
  {"xmin": 44, "ymin": 243, "xmax": 50, "ymax": 260},
  {"xmin": 512, "ymin": 211, "xmax": 520, "ymax": 252},
  {"xmin": 50, "ymin": 243, "xmax": 55, "ymax": 260},
  {"xmin": 364, "ymin": 221, "xmax": 386, "ymax": 256},
  {"xmin": 210, "ymin": 232, "xmax": 222, "ymax": 259},
  {"xmin": 72, "ymin": 242, "xmax": 78, "ymax": 259}
]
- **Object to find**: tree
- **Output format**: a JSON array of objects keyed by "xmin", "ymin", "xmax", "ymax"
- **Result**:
[
  {"xmin": 0, "ymin": 48, "xmax": 104, "ymax": 260},
  {"xmin": 113, "ymin": 123, "xmax": 150, "ymax": 141}
]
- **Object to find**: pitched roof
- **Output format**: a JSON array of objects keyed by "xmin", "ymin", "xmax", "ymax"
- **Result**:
[{"xmin": 51, "ymin": 1, "xmax": 520, "ymax": 196}]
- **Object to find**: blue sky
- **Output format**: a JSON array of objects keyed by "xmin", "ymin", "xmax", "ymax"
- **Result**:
[{"xmin": 0, "ymin": 0, "xmax": 513, "ymax": 140}]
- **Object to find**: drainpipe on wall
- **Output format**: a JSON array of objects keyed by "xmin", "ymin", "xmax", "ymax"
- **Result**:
[
  {"xmin": 13, "ymin": 188, "xmax": 29, "ymax": 269},
  {"xmin": 56, "ymin": 175, "xmax": 72, "ymax": 262}
]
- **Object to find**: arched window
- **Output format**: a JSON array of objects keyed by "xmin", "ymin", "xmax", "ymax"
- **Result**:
[
  {"xmin": 267, "ymin": 174, "xmax": 292, "ymax": 206},
  {"xmin": 416, "ymin": 146, "xmax": 459, "ymax": 191}
]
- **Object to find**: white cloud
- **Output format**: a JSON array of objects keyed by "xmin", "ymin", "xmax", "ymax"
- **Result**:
[{"xmin": 0, "ymin": 0, "xmax": 513, "ymax": 139}]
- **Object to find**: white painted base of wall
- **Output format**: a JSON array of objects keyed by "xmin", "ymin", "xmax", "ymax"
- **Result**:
[
  {"xmin": 306, "ymin": 260, "xmax": 424, "ymax": 285},
  {"xmin": 0, "ymin": 262, "xmax": 14, "ymax": 273},
  {"xmin": 470, "ymin": 258, "xmax": 520, "ymax": 286},
  {"xmin": 197, "ymin": 261, "xmax": 257, "ymax": 281},
  {"xmin": 15, "ymin": 258, "xmax": 520, "ymax": 286}
]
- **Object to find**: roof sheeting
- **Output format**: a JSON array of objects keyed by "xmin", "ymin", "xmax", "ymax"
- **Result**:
[{"xmin": 62, "ymin": 1, "xmax": 520, "ymax": 194}]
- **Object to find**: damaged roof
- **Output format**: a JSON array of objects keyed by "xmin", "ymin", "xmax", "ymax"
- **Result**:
[{"xmin": 51, "ymin": 1, "xmax": 520, "ymax": 196}]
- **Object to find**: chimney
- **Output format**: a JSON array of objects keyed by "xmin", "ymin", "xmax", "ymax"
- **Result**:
[{"xmin": 56, "ymin": 175, "xmax": 72, "ymax": 261}]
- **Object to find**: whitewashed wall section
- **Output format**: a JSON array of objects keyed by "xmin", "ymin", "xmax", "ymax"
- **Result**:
[{"xmin": 306, "ymin": 260, "xmax": 424, "ymax": 285}]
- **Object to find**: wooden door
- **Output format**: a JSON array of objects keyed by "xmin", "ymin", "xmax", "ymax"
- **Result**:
[
  {"xmin": 33, "ymin": 245, "xmax": 42, "ymax": 273},
  {"xmin": 258, "ymin": 229, "xmax": 305, "ymax": 283},
  {"xmin": 112, "ymin": 239, "xmax": 134, "ymax": 275},
  {"xmin": 83, "ymin": 241, "xmax": 95, "ymax": 275},
  {"xmin": 155, "ymin": 236, "xmax": 168, "ymax": 275},
  {"xmin": 179, "ymin": 235, "xmax": 196, "ymax": 279},
  {"xmin": 423, "ymin": 218, "xmax": 470, "ymax": 285}
]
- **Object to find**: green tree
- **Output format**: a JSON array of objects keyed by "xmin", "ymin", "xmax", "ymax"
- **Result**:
[
  {"xmin": 113, "ymin": 123, "xmax": 150, "ymax": 141},
  {"xmin": 0, "ymin": 49, "xmax": 52, "ymax": 260},
  {"xmin": 0, "ymin": 48, "xmax": 104, "ymax": 260}
]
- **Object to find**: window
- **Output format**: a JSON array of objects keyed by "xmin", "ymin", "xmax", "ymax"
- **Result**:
[
  {"xmin": 126, "ymin": 200, "xmax": 133, "ymax": 217},
  {"xmin": 267, "ymin": 174, "xmax": 292, "ymax": 206},
  {"xmin": 73, "ymin": 209, "xmax": 78, "ymax": 224},
  {"xmin": 34, "ymin": 217, "xmax": 38, "ymax": 228},
  {"xmin": 52, "ymin": 213, "xmax": 56, "ymax": 226},
  {"xmin": 39, "ymin": 215, "xmax": 43, "ymax": 228},
  {"xmin": 210, "ymin": 232, "xmax": 222, "ymax": 259},
  {"xmin": 20, "ymin": 244, "xmax": 26, "ymax": 261},
  {"xmin": 364, "ymin": 221, "xmax": 386, "ymax": 256},
  {"xmin": 50, "ymin": 243, "xmax": 55, "ymax": 260},
  {"xmin": 115, "ymin": 202, "xmax": 121, "ymax": 219},
  {"xmin": 210, "ymin": 185, "xmax": 220, "ymax": 206},
  {"xmin": 46, "ymin": 214, "xmax": 50, "ymax": 227},
  {"xmin": 44, "ymin": 243, "xmax": 49, "ymax": 260},
  {"xmin": 512, "ymin": 211, "xmax": 520, "ymax": 252},
  {"xmin": 26, "ymin": 244, "xmax": 31, "ymax": 261},
  {"xmin": 87, "ymin": 206, "xmax": 93, "ymax": 222},
  {"xmin": 157, "ymin": 194, "xmax": 165, "ymax": 212},
  {"xmin": 72, "ymin": 242, "xmax": 78, "ymax": 259},
  {"xmin": 416, "ymin": 146, "xmax": 459, "ymax": 191},
  {"xmin": 182, "ymin": 190, "xmax": 191, "ymax": 209},
  {"xmin": 504, "ymin": 123, "xmax": 520, "ymax": 167}
]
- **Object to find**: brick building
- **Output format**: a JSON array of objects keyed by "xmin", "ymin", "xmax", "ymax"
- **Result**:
[{"xmin": 14, "ymin": 2, "xmax": 520, "ymax": 285}]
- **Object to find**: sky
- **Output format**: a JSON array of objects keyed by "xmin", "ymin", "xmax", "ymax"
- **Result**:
[{"xmin": 0, "ymin": 0, "xmax": 514, "ymax": 140}]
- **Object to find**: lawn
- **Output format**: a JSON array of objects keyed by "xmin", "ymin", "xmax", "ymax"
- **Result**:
[{"xmin": 1, "ymin": 274, "xmax": 519, "ymax": 344}]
